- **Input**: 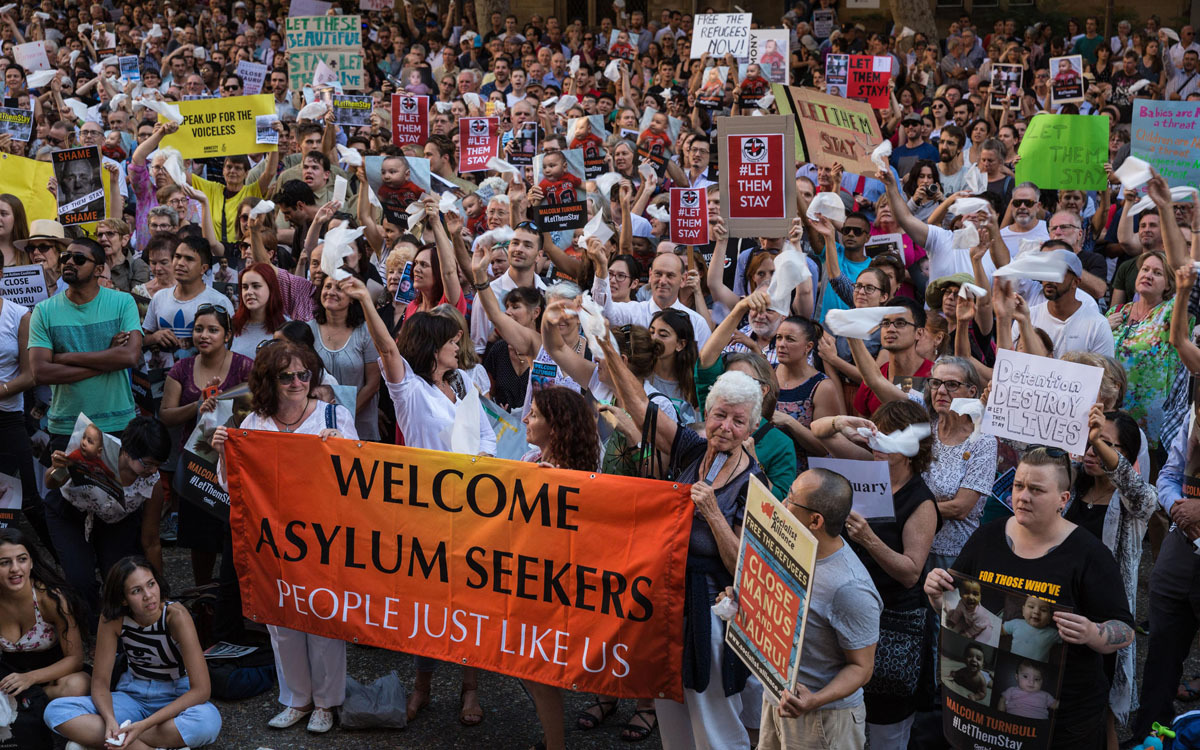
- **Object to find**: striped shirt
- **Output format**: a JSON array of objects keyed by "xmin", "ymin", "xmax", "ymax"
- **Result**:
[{"xmin": 121, "ymin": 603, "xmax": 185, "ymax": 681}]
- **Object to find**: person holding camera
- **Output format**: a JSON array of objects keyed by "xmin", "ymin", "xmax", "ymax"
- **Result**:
[{"xmin": 901, "ymin": 160, "xmax": 944, "ymax": 222}]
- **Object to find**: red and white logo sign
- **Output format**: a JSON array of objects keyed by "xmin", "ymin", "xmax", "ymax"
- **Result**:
[
  {"xmin": 727, "ymin": 133, "xmax": 786, "ymax": 220},
  {"xmin": 670, "ymin": 188, "xmax": 709, "ymax": 245},
  {"xmin": 391, "ymin": 94, "xmax": 428, "ymax": 147},
  {"xmin": 459, "ymin": 116, "xmax": 499, "ymax": 173}
]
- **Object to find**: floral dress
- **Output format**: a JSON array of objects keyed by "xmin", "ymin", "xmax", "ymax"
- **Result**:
[{"xmin": 1113, "ymin": 299, "xmax": 1192, "ymax": 451}]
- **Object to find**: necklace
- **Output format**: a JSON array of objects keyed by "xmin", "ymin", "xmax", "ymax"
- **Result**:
[{"xmin": 275, "ymin": 398, "xmax": 311, "ymax": 432}]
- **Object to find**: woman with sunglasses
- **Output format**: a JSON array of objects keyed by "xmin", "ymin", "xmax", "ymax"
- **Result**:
[
  {"xmin": 926, "ymin": 445, "xmax": 1135, "ymax": 750},
  {"xmin": 212, "ymin": 341, "xmax": 355, "ymax": 734},
  {"xmin": 159, "ymin": 304, "xmax": 252, "ymax": 587}
]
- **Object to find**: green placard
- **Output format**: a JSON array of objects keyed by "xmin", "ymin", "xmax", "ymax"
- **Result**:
[{"xmin": 1014, "ymin": 114, "xmax": 1109, "ymax": 192}]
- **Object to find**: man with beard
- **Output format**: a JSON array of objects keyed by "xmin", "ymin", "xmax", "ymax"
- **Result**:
[
  {"xmin": 999, "ymin": 183, "xmax": 1049, "ymax": 257},
  {"xmin": 1021, "ymin": 245, "xmax": 1114, "ymax": 357},
  {"xmin": 468, "ymin": 223, "xmax": 548, "ymax": 354},
  {"xmin": 851, "ymin": 297, "xmax": 932, "ymax": 417},
  {"xmin": 935, "ymin": 125, "xmax": 969, "ymax": 194}
]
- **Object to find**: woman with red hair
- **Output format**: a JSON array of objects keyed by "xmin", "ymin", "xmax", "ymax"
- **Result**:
[{"xmin": 231, "ymin": 262, "xmax": 287, "ymax": 358}]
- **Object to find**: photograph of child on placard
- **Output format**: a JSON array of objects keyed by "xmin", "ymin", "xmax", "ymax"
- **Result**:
[
  {"xmin": 941, "ymin": 633, "xmax": 995, "ymax": 704},
  {"xmin": 736, "ymin": 62, "xmax": 773, "ymax": 107},
  {"xmin": 756, "ymin": 33, "xmax": 788, "ymax": 83},
  {"xmin": 532, "ymin": 149, "xmax": 585, "ymax": 205},
  {"xmin": 1000, "ymin": 593, "xmax": 1065, "ymax": 662},
  {"xmin": 567, "ymin": 115, "xmax": 607, "ymax": 176},
  {"xmin": 61, "ymin": 413, "xmax": 123, "ymax": 501},
  {"xmin": 1050, "ymin": 55, "xmax": 1084, "ymax": 105},
  {"xmin": 942, "ymin": 576, "xmax": 1001, "ymax": 647},
  {"xmin": 994, "ymin": 653, "xmax": 1060, "ymax": 719},
  {"xmin": 697, "ymin": 66, "xmax": 728, "ymax": 108},
  {"xmin": 399, "ymin": 66, "xmax": 432, "ymax": 95},
  {"xmin": 637, "ymin": 109, "xmax": 680, "ymax": 157}
]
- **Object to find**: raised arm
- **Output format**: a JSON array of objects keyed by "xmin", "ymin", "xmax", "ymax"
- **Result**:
[
  {"xmin": 131, "ymin": 121, "xmax": 179, "ymax": 166},
  {"xmin": 1170, "ymin": 266, "xmax": 1200, "ymax": 374},
  {"xmin": 849, "ymin": 336, "xmax": 908, "ymax": 405},
  {"xmin": 340, "ymin": 276, "xmax": 405, "ymax": 383},
  {"xmin": 706, "ymin": 226, "xmax": 741, "ymax": 313},
  {"xmin": 255, "ymin": 122, "xmax": 283, "ymax": 194},
  {"xmin": 539, "ymin": 299, "xmax": 598, "ymax": 388},
  {"xmin": 1148, "ymin": 172, "xmax": 1189, "ymax": 270},
  {"xmin": 468, "ymin": 242, "xmax": 540, "ymax": 359},
  {"xmin": 878, "ymin": 168, "xmax": 930, "ymax": 246},
  {"xmin": 427, "ymin": 198, "xmax": 462, "ymax": 306},
  {"xmin": 595, "ymin": 320, "xmax": 680, "ymax": 455}
]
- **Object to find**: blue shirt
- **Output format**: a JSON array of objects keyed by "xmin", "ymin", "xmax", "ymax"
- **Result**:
[{"xmin": 1158, "ymin": 420, "xmax": 1188, "ymax": 515}]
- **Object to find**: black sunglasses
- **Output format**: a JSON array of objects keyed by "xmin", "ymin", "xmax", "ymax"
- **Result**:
[
  {"xmin": 1011, "ymin": 199, "xmax": 1037, "ymax": 208},
  {"xmin": 195, "ymin": 303, "xmax": 231, "ymax": 325},
  {"xmin": 60, "ymin": 252, "xmax": 96, "ymax": 266},
  {"xmin": 277, "ymin": 370, "xmax": 313, "ymax": 384},
  {"xmin": 841, "ymin": 225, "xmax": 868, "ymax": 236},
  {"xmin": 1026, "ymin": 445, "xmax": 1073, "ymax": 483}
]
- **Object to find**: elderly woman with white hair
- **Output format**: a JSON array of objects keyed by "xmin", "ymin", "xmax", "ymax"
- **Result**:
[
  {"xmin": 597, "ymin": 332, "xmax": 764, "ymax": 750},
  {"xmin": 129, "ymin": 120, "xmax": 199, "ymax": 251}
]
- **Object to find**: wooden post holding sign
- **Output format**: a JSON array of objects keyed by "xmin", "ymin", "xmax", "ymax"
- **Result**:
[
  {"xmin": 670, "ymin": 188, "xmax": 709, "ymax": 246},
  {"xmin": 777, "ymin": 86, "xmax": 883, "ymax": 176},
  {"xmin": 717, "ymin": 115, "xmax": 796, "ymax": 238}
]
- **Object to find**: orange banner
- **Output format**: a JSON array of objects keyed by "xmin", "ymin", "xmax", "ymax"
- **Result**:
[{"xmin": 225, "ymin": 432, "xmax": 692, "ymax": 699}]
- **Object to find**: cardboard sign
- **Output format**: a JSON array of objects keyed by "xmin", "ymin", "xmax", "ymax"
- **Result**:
[
  {"xmin": 331, "ymin": 94, "xmax": 373, "ymax": 126},
  {"xmin": 119, "ymin": 56, "xmax": 141, "ymax": 82},
  {"xmin": 670, "ymin": 188, "xmax": 709, "ymax": 245},
  {"xmin": 509, "ymin": 122, "xmax": 540, "ymax": 167},
  {"xmin": 459, "ymin": 116, "xmax": 500, "ymax": 173},
  {"xmin": 779, "ymin": 85, "xmax": 884, "ymax": 175},
  {"xmin": 285, "ymin": 15, "xmax": 365, "ymax": 92},
  {"xmin": 226, "ymin": 431, "xmax": 692, "ymax": 700},
  {"xmin": 236, "ymin": 61, "xmax": 269, "ymax": 96},
  {"xmin": 157, "ymin": 94, "xmax": 279, "ymax": 159},
  {"xmin": 981, "ymin": 349, "xmax": 1103, "ymax": 454},
  {"xmin": 989, "ymin": 64, "xmax": 1024, "ymax": 111},
  {"xmin": 847, "ymin": 55, "xmax": 892, "ymax": 109},
  {"xmin": 726, "ymin": 476, "xmax": 817, "ymax": 703},
  {"xmin": 53, "ymin": 147, "xmax": 104, "ymax": 226},
  {"xmin": 391, "ymin": 93, "xmax": 429, "ymax": 147},
  {"xmin": 533, "ymin": 149, "xmax": 587, "ymax": 231},
  {"xmin": 14, "ymin": 41, "xmax": 51, "ymax": 72},
  {"xmin": 1131, "ymin": 100, "xmax": 1200, "ymax": 187},
  {"xmin": 0, "ymin": 108, "xmax": 33, "ymax": 141},
  {"xmin": 749, "ymin": 30, "xmax": 789, "ymax": 84},
  {"xmin": 717, "ymin": 115, "xmax": 796, "ymax": 237},
  {"xmin": 864, "ymin": 232, "xmax": 904, "ymax": 261},
  {"xmin": 825, "ymin": 54, "xmax": 849, "ymax": 98},
  {"xmin": 1048, "ymin": 55, "xmax": 1084, "ymax": 107},
  {"xmin": 567, "ymin": 116, "xmax": 606, "ymax": 178},
  {"xmin": 808, "ymin": 457, "xmax": 894, "ymax": 519},
  {"xmin": 0, "ymin": 264, "xmax": 48, "ymax": 306},
  {"xmin": 691, "ymin": 13, "xmax": 751, "ymax": 60},
  {"xmin": 941, "ymin": 572, "xmax": 1070, "ymax": 750},
  {"xmin": 1014, "ymin": 114, "xmax": 1108, "ymax": 192},
  {"xmin": 812, "ymin": 9, "xmax": 835, "ymax": 39}
]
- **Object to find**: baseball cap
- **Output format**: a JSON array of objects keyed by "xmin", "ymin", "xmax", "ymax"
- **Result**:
[{"xmin": 1049, "ymin": 248, "xmax": 1083, "ymax": 278}]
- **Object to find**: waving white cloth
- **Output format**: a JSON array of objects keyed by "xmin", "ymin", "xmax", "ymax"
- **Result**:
[
  {"xmin": 296, "ymin": 101, "xmax": 327, "ymax": 121},
  {"xmin": 462, "ymin": 92, "xmax": 482, "ymax": 111},
  {"xmin": 756, "ymin": 92, "xmax": 775, "ymax": 110},
  {"xmin": 443, "ymin": 384, "xmax": 482, "ymax": 456},
  {"xmin": 646, "ymin": 204, "xmax": 670, "ymax": 223},
  {"xmin": 1128, "ymin": 186, "xmax": 1199, "ymax": 217},
  {"xmin": 958, "ymin": 282, "xmax": 987, "ymax": 299},
  {"xmin": 26, "ymin": 69, "xmax": 58, "ymax": 89},
  {"xmin": 824, "ymin": 306, "xmax": 908, "ymax": 339},
  {"xmin": 604, "ymin": 59, "xmax": 622, "ymax": 82},
  {"xmin": 151, "ymin": 147, "xmax": 188, "ymax": 186},
  {"xmin": 320, "ymin": 225, "xmax": 364, "ymax": 281},
  {"xmin": 593, "ymin": 171, "xmax": 622, "ymax": 196},
  {"xmin": 568, "ymin": 55, "xmax": 580, "ymax": 75},
  {"xmin": 766, "ymin": 243, "xmax": 812, "ymax": 315},
  {"xmin": 860, "ymin": 423, "xmax": 931, "ymax": 457},
  {"xmin": 249, "ymin": 200, "xmax": 275, "ymax": 218},
  {"xmin": 554, "ymin": 95, "xmax": 578, "ymax": 115},
  {"xmin": 993, "ymin": 251, "xmax": 1069, "ymax": 282},
  {"xmin": 486, "ymin": 156, "xmax": 521, "ymax": 177},
  {"xmin": 951, "ymin": 221, "xmax": 980, "ymax": 249},
  {"xmin": 336, "ymin": 143, "xmax": 363, "ymax": 167},
  {"xmin": 1113, "ymin": 156, "xmax": 1152, "ymax": 191},
  {"xmin": 951, "ymin": 398, "xmax": 984, "ymax": 438},
  {"xmin": 963, "ymin": 165, "xmax": 987, "ymax": 195},
  {"xmin": 870, "ymin": 140, "xmax": 892, "ymax": 172},
  {"xmin": 578, "ymin": 213, "xmax": 614, "ymax": 247},
  {"xmin": 948, "ymin": 197, "xmax": 990, "ymax": 217},
  {"xmin": 806, "ymin": 191, "xmax": 845, "ymax": 223},
  {"xmin": 480, "ymin": 226, "xmax": 515, "ymax": 246},
  {"xmin": 141, "ymin": 98, "xmax": 183, "ymax": 124},
  {"xmin": 439, "ymin": 191, "xmax": 462, "ymax": 216}
]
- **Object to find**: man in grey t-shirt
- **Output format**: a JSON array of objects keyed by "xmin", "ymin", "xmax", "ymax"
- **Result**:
[{"xmin": 755, "ymin": 469, "xmax": 882, "ymax": 750}]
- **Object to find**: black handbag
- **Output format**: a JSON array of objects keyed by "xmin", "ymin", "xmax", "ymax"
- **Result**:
[{"xmin": 863, "ymin": 606, "xmax": 929, "ymax": 697}]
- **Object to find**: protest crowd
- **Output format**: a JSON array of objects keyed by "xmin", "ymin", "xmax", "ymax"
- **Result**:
[{"xmin": 2, "ymin": 0, "xmax": 1200, "ymax": 749}]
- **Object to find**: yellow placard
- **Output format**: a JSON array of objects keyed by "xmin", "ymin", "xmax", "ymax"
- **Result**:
[
  {"xmin": 0, "ymin": 152, "xmax": 111, "ymax": 238},
  {"xmin": 158, "ymin": 94, "xmax": 279, "ymax": 160}
]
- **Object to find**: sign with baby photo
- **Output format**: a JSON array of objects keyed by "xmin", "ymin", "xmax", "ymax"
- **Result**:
[
  {"xmin": 532, "ymin": 148, "xmax": 587, "ymax": 231},
  {"xmin": 60, "ymin": 413, "xmax": 124, "ymax": 507},
  {"xmin": 175, "ymin": 384, "xmax": 253, "ymax": 523},
  {"xmin": 940, "ymin": 572, "xmax": 1069, "ymax": 750}
]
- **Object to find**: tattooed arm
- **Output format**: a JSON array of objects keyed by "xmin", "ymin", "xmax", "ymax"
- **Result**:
[{"xmin": 1054, "ymin": 612, "xmax": 1134, "ymax": 654}]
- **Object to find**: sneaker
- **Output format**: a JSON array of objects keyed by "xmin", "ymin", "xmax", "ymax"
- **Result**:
[
  {"xmin": 161, "ymin": 511, "xmax": 178, "ymax": 543},
  {"xmin": 268, "ymin": 706, "xmax": 311, "ymax": 728},
  {"xmin": 307, "ymin": 707, "xmax": 334, "ymax": 733},
  {"xmin": 65, "ymin": 743, "xmax": 87, "ymax": 750}
]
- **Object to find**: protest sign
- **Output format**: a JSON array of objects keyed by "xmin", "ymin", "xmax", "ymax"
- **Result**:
[
  {"xmin": 236, "ymin": 60, "xmax": 269, "ymax": 95},
  {"xmin": 718, "ymin": 115, "xmax": 796, "ymax": 238},
  {"xmin": 0, "ymin": 108, "xmax": 33, "ymax": 141},
  {"xmin": 988, "ymin": 64, "xmax": 1023, "ymax": 111},
  {"xmin": 1131, "ymin": 100, "xmax": 1200, "ymax": 187},
  {"xmin": 53, "ymin": 147, "xmax": 104, "ymax": 226},
  {"xmin": 61, "ymin": 414, "xmax": 124, "ymax": 506},
  {"xmin": 93, "ymin": 30, "xmax": 116, "ymax": 57},
  {"xmin": 176, "ymin": 386, "xmax": 252, "ymax": 523},
  {"xmin": 331, "ymin": 94, "xmax": 373, "ymax": 127},
  {"xmin": 289, "ymin": 0, "xmax": 332, "ymax": 14},
  {"xmin": 864, "ymin": 232, "xmax": 904, "ymax": 262},
  {"xmin": 459, "ymin": 116, "xmax": 500, "ymax": 173},
  {"xmin": 779, "ymin": 86, "xmax": 882, "ymax": 175},
  {"xmin": 726, "ymin": 476, "xmax": 817, "ymax": 703},
  {"xmin": 285, "ymin": 15, "xmax": 365, "ymax": 92},
  {"xmin": 360, "ymin": 0, "xmax": 392, "ymax": 9},
  {"xmin": 808, "ymin": 457, "xmax": 894, "ymax": 519},
  {"xmin": 0, "ymin": 264, "xmax": 48, "ymax": 306},
  {"xmin": 119, "ymin": 56, "xmax": 141, "ymax": 82},
  {"xmin": 509, "ymin": 122, "xmax": 540, "ymax": 167},
  {"xmin": 670, "ymin": 188, "xmax": 709, "ymax": 246},
  {"xmin": 567, "ymin": 116, "xmax": 606, "ymax": 177},
  {"xmin": 533, "ymin": 149, "xmax": 587, "ymax": 231},
  {"xmin": 697, "ymin": 66, "xmax": 729, "ymax": 109},
  {"xmin": 825, "ymin": 54, "xmax": 848, "ymax": 97},
  {"xmin": 812, "ymin": 9, "xmax": 835, "ymax": 39},
  {"xmin": 941, "ymin": 572, "xmax": 1069, "ymax": 750},
  {"xmin": 1049, "ymin": 55, "xmax": 1084, "ymax": 107},
  {"xmin": 256, "ymin": 115, "xmax": 280, "ymax": 145},
  {"xmin": 130, "ymin": 369, "xmax": 166, "ymax": 415},
  {"xmin": 157, "ymin": 94, "xmax": 279, "ymax": 159},
  {"xmin": 691, "ymin": 13, "xmax": 751, "ymax": 60},
  {"xmin": 1014, "ymin": 114, "xmax": 1108, "ymax": 192},
  {"xmin": 981, "ymin": 349, "xmax": 1103, "ymax": 454},
  {"xmin": 0, "ymin": 472, "xmax": 19, "ymax": 529},
  {"xmin": 14, "ymin": 42, "xmax": 51, "ymax": 72},
  {"xmin": 391, "ymin": 93, "xmax": 429, "ymax": 147},
  {"xmin": 0, "ymin": 153, "xmax": 57, "ymax": 226},
  {"xmin": 749, "ymin": 30, "xmax": 789, "ymax": 84},
  {"xmin": 225, "ymin": 431, "xmax": 692, "ymax": 699},
  {"xmin": 847, "ymin": 56, "xmax": 892, "ymax": 109}
]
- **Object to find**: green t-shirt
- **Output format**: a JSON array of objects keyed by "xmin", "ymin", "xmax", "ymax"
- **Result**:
[{"xmin": 29, "ymin": 288, "xmax": 141, "ymax": 435}]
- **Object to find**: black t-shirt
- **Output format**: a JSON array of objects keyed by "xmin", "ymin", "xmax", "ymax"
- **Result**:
[
  {"xmin": 851, "ymin": 475, "xmax": 940, "ymax": 611},
  {"xmin": 952, "ymin": 519, "xmax": 1133, "ymax": 749},
  {"xmin": 1078, "ymin": 249, "xmax": 1109, "ymax": 283}
]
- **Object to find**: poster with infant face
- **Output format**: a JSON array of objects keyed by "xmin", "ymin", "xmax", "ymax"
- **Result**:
[
  {"xmin": 940, "ymin": 572, "xmax": 1068, "ymax": 750},
  {"xmin": 63, "ymin": 413, "xmax": 124, "ymax": 503}
]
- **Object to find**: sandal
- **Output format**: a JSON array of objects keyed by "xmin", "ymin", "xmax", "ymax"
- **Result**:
[
  {"xmin": 621, "ymin": 708, "xmax": 658, "ymax": 742},
  {"xmin": 406, "ymin": 687, "xmax": 429, "ymax": 722},
  {"xmin": 1179, "ymin": 675, "xmax": 1200, "ymax": 702},
  {"xmin": 459, "ymin": 686, "xmax": 484, "ymax": 726},
  {"xmin": 577, "ymin": 697, "xmax": 618, "ymax": 730}
]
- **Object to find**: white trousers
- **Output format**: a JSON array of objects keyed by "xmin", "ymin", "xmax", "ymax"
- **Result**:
[
  {"xmin": 867, "ymin": 714, "xmax": 915, "ymax": 749},
  {"xmin": 655, "ymin": 611, "xmax": 751, "ymax": 750},
  {"xmin": 268, "ymin": 624, "xmax": 347, "ymax": 709}
]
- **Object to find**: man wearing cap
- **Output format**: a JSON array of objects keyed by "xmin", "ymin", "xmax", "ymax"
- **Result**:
[
  {"xmin": 890, "ymin": 114, "xmax": 937, "ymax": 176},
  {"xmin": 1018, "ymin": 244, "xmax": 1114, "ymax": 357}
]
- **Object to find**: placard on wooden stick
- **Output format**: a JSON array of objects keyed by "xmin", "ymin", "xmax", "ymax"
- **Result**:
[{"xmin": 717, "ymin": 115, "xmax": 796, "ymax": 238}]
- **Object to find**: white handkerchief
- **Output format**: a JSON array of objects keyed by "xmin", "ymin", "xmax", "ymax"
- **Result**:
[
  {"xmin": 141, "ymin": 98, "xmax": 183, "ymax": 124},
  {"xmin": 481, "ymin": 226, "xmax": 515, "ymax": 246},
  {"xmin": 34, "ymin": 11, "xmax": 50, "ymax": 19},
  {"xmin": 106, "ymin": 719, "xmax": 133, "ymax": 746},
  {"xmin": 963, "ymin": 165, "xmax": 987, "ymax": 195},
  {"xmin": 1016, "ymin": 238, "xmax": 1043, "ymax": 258},
  {"xmin": 249, "ymin": 200, "xmax": 275, "ymax": 218},
  {"xmin": 332, "ymin": 175, "xmax": 348, "ymax": 205},
  {"xmin": 110, "ymin": 93, "xmax": 128, "ymax": 109},
  {"xmin": 711, "ymin": 597, "xmax": 738, "ymax": 622},
  {"xmin": 541, "ymin": 96, "xmax": 558, "ymax": 110},
  {"xmin": 766, "ymin": 242, "xmax": 812, "ymax": 315},
  {"xmin": 296, "ymin": 101, "xmax": 328, "ymax": 121},
  {"xmin": 993, "ymin": 251, "xmax": 1069, "ymax": 282},
  {"xmin": 1114, "ymin": 156, "xmax": 1152, "ymax": 190},
  {"xmin": 569, "ymin": 55, "xmax": 580, "ymax": 75},
  {"xmin": 336, "ymin": 143, "xmax": 363, "ymax": 167},
  {"xmin": 952, "ymin": 222, "xmax": 980, "ymax": 249},
  {"xmin": 462, "ymin": 92, "xmax": 481, "ymax": 111},
  {"xmin": 554, "ymin": 95, "xmax": 578, "ymax": 115},
  {"xmin": 638, "ymin": 163, "xmax": 657, "ymax": 180},
  {"xmin": 757, "ymin": 92, "xmax": 775, "ymax": 110},
  {"xmin": 434, "ymin": 101, "xmax": 453, "ymax": 113},
  {"xmin": 948, "ymin": 197, "xmax": 990, "ymax": 217},
  {"xmin": 1127, "ymin": 186, "xmax": 1199, "ymax": 216},
  {"xmin": 645, "ymin": 204, "xmax": 669, "ymax": 223},
  {"xmin": 160, "ymin": 150, "xmax": 188, "ymax": 186},
  {"xmin": 407, "ymin": 209, "xmax": 425, "ymax": 232},
  {"xmin": 147, "ymin": 24, "xmax": 163, "ymax": 38},
  {"xmin": 444, "ymin": 384, "xmax": 482, "ymax": 456},
  {"xmin": 604, "ymin": 59, "xmax": 622, "ymax": 83},
  {"xmin": 486, "ymin": 156, "xmax": 520, "ymax": 176},
  {"xmin": 580, "ymin": 212, "xmax": 614, "ymax": 246},
  {"xmin": 958, "ymin": 282, "xmax": 987, "ymax": 299},
  {"xmin": 439, "ymin": 191, "xmax": 461, "ymax": 216},
  {"xmin": 1128, "ymin": 78, "xmax": 1152, "ymax": 94},
  {"xmin": 576, "ymin": 292, "xmax": 612, "ymax": 355},
  {"xmin": 1162, "ymin": 28, "xmax": 1181, "ymax": 42},
  {"xmin": 26, "ymin": 69, "xmax": 57, "ymax": 88},
  {"xmin": 870, "ymin": 139, "xmax": 892, "ymax": 172},
  {"xmin": 367, "ymin": 185, "xmax": 381, "ymax": 209},
  {"xmin": 320, "ymin": 225, "xmax": 365, "ymax": 281},
  {"xmin": 593, "ymin": 172, "xmax": 622, "ymax": 196},
  {"xmin": 824, "ymin": 306, "xmax": 908, "ymax": 339},
  {"xmin": 860, "ymin": 423, "xmax": 931, "ymax": 457},
  {"xmin": 806, "ymin": 192, "xmax": 845, "ymax": 223},
  {"xmin": 493, "ymin": 100, "xmax": 506, "ymax": 112},
  {"xmin": 950, "ymin": 398, "xmax": 984, "ymax": 437},
  {"xmin": 899, "ymin": 26, "xmax": 915, "ymax": 38}
]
